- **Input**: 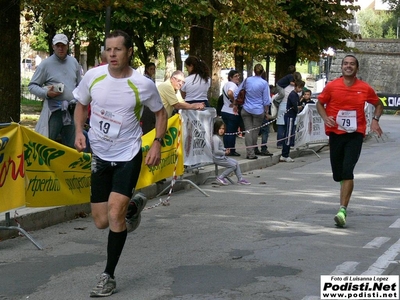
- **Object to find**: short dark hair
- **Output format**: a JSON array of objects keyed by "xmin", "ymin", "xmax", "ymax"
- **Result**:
[
  {"xmin": 228, "ymin": 70, "xmax": 239, "ymax": 81},
  {"xmin": 341, "ymin": 55, "xmax": 359, "ymax": 68},
  {"xmin": 145, "ymin": 62, "xmax": 155, "ymax": 69},
  {"xmin": 295, "ymin": 80, "xmax": 305, "ymax": 88},
  {"xmin": 106, "ymin": 30, "xmax": 133, "ymax": 50}
]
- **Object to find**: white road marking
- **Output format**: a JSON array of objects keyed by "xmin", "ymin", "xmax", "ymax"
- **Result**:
[
  {"xmin": 389, "ymin": 218, "xmax": 400, "ymax": 228},
  {"xmin": 363, "ymin": 237, "xmax": 391, "ymax": 249},
  {"xmin": 330, "ymin": 261, "xmax": 359, "ymax": 275},
  {"xmin": 362, "ymin": 238, "xmax": 400, "ymax": 275}
]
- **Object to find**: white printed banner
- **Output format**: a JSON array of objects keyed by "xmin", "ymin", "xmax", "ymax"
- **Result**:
[
  {"xmin": 294, "ymin": 103, "xmax": 375, "ymax": 148},
  {"xmin": 295, "ymin": 104, "xmax": 329, "ymax": 148},
  {"xmin": 180, "ymin": 108, "xmax": 216, "ymax": 166}
]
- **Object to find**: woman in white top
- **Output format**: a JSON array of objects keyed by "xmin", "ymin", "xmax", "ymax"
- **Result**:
[{"xmin": 181, "ymin": 56, "xmax": 211, "ymax": 107}]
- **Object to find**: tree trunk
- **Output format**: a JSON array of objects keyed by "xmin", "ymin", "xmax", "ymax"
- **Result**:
[
  {"xmin": 44, "ymin": 24, "xmax": 56, "ymax": 55},
  {"xmin": 173, "ymin": 36, "xmax": 182, "ymax": 71},
  {"xmin": 189, "ymin": 15, "xmax": 215, "ymax": 90},
  {"xmin": 275, "ymin": 44, "xmax": 297, "ymax": 85},
  {"xmin": 234, "ymin": 46, "xmax": 244, "ymax": 82},
  {"xmin": 211, "ymin": 51, "xmax": 222, "ymax": 103},
  {"xmin": 164, "ymin": 46, "xmax": 175, "ymax": 81},
  {"xmin": 245, "ymin": 56, "xmax": 253, "ymax": 78},
  {"xmin": 0, "ymin": 0, "xmax": 20, "ymax": 122},
  {"xmin": 87, "ymin": 41, "xmax": 96, "ymax": 69}
]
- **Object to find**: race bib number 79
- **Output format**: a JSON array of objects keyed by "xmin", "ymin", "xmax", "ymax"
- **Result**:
[{"xmin": 336, "ymin": 110, "xmax": 357, "ymax": 133}]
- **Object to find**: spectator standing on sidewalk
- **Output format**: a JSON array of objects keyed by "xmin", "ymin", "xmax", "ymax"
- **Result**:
[
  {"xmin": 73, "ymin": 30, "xmax": 167, "ymax": 297},
  {"xmin": 221, "ymin": 69, "xmax": 242, "ymax": 157},
  {"xmin": 29, "ymin": 33, "xmax": 82, "ymax": 148},
  {"xmin": 234, "ymin": 64, "xmax": 271, "ymax": 160},
  {"xmin": 316, "ymin": 54, "xmax": 383, "ymax": 227},
  {"xmin": 212, "ymin": 119, "xmax": 251, "ymax": 186},
  {"xmin": 279, "ymin": 80, "xmax": 305, "ymax": 163}
]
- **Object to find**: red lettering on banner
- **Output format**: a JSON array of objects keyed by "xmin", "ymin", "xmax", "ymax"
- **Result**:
[{"xmin": 0, "ymin": 153, "xmax": 25, "ymax": 187}]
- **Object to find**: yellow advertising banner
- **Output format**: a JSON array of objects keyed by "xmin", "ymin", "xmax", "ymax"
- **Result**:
[
  {"xmin": 0, "ymin": 114, "xmax": 183, "ymax": 212},
  {"xmin": 136, "ymin": 114, "xmax": 184, "ymax": 189},
  {"xmin": 0, "ymin": 123, "xmax": 26, "ymax": 212},
  {"xmin": 21, "ymin": 126, "xmax": 91, "ymax": 207}
]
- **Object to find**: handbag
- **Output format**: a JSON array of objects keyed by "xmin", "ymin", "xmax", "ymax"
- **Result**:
[
  {"xmin": 270, "ymin": 102, "xmax": 278, "ymax": 119},
  {"xmin": 235, "ymin": 79, "xmax": 247, "ymax": 106}
]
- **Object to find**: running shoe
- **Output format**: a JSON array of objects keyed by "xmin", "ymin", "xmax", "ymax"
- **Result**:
[
  {"xmin": 334, "ymin": 208, "xmax": 347, "ymax": 227},
  {"xmin": 90, "ymin": 273, "xmax": 116, "ymax": 297},
  {"xmin": 126, "ymin": 193, "xmax": 147, "ymax": 233}
]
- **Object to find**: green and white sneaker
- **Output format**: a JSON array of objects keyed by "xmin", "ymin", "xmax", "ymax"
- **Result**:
[
  {"xmin": 334, "ymin": 208, "xmax": 347, "ymax": 227},
  {"xmin": 90, "ymin": 273, "xmax": 116, "ymax": 297}
]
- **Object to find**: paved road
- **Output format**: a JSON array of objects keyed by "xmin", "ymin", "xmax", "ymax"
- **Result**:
[{"xmin": 0, "ymin": 116, "xmax": 399, "ymax": 300}]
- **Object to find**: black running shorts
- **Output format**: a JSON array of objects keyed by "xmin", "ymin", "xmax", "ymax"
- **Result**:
[
  {"xmin": 329, "ymin": 132, "xmax": 363, "ymax": 182},
  {"xmin": 90, "ymin": 150, "xmax": 143, "ymax": 203}
]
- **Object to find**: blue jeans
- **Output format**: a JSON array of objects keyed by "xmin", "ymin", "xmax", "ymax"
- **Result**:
[
  {"xmin": 48, "ymin": 109, "xmax": 75, "ymax": 148},
  {"xmin": 221, "ymin": 112, "xmax": 241, "ymax": 152}
]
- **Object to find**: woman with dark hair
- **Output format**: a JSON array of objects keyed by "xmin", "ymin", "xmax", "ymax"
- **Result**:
[
  {"xmin": 180, "ymin": 56, "xmax": 211, "ymax": 107},
  {"xmin": 221, "ymin": 69, "xmax": 241, "ymax": 156},
  {"xmin": 233, "ymin": 64, "xmax": 271, "ymax": 159},
  {"xmin": 144, "ymin": 62, "xmax": 156, "ymax": 82}
]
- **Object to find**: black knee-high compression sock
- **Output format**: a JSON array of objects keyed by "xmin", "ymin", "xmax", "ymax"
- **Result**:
[{"xmin": 104, "ymin": 229, "xmax": 127, "ymax": 278}]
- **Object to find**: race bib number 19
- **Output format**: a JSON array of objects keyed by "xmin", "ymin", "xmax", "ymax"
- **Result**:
[
  {"xmin": 336, "ymin": 110, "xmax": 357, "ymax": 133},
  {"xmin": 91, "ymin": 106, "xmax": 123, "ymax": 143}
]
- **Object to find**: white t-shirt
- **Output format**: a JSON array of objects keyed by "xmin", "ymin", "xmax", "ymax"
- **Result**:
[
  {"xmin": 181, "ymin": 74, "xmax": 210, "ymax": 102},
  {"xmin": 221, "ymin": 81, "xmax": 238, "ymax": 115},
  {"xmin": 73, "ymin": 65, "xmax": 164, "ymax": 161}
]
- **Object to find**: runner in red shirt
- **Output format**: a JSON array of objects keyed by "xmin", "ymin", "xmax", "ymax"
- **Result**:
[{"xmin": 316, "ymin": 54, "xmax": 383, "ymax": 227}]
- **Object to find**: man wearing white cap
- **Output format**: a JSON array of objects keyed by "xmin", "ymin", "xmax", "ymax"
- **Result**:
[{"xmin": 28, "ymin": 33, "xmax": 82, "ymax": 148}]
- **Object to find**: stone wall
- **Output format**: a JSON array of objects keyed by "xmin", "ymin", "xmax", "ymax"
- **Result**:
[{"xmin": 329, "ymin": 39, "xmax": 400, "ymax": 94}]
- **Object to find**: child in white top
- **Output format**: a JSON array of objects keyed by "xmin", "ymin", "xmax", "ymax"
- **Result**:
[{"xmin": 212, "ymin": 119, "xmax": 251, "ymax": 185}]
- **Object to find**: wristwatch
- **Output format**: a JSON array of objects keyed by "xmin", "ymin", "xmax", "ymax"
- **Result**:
[
  {"xmin": 154, "ymin": 137, "xmax": 163, "ymax": 143},
  {"xmin": 373, "ymin": 115, "xmax": 380, "ymax": 122}
]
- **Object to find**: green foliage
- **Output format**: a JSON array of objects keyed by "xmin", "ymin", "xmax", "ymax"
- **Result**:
[
  {"xmin": 357, "ymin": 8, "xmax": 395, "ymax": 38},
  {"xmin": 21, "ymin": 0, "xmax": 361, "ymax": 72}
]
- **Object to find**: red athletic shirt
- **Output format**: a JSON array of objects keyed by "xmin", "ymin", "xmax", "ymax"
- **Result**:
[{"xmin": 318, "ymin": 77, "xmax": 379, "ymax": 136}]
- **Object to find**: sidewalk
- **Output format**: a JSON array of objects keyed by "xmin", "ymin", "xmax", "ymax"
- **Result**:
[{"xmin": 0, "ymin": 127, "xmax": 326, "ymax": 241}]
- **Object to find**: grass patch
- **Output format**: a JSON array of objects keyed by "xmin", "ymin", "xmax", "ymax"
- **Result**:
[{"xmin": 21, "ymin": 97, "xmax": 42, "ymax": 107}]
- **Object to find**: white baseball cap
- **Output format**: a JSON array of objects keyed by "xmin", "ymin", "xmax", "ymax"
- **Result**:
[{"xmin": 52, "ymin": 34, "xmax": 68, "ymax": 45}]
